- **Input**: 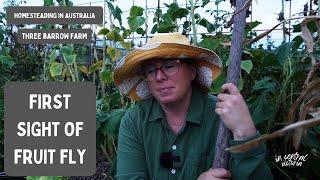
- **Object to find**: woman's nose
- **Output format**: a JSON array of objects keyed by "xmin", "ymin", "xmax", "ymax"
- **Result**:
[{"xmin": 155, "ymin": 68, "xmax": 167, "ymax": 81}]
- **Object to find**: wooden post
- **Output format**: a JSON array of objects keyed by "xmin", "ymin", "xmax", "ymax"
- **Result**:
[{"xmin": 212, "ymin": 0, "xmax": 249, "ymax": 168}]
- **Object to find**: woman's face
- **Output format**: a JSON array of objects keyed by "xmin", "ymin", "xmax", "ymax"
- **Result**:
[{"xmin": 143, "ymin": 58, "xmax": 196, "ymax": 105}]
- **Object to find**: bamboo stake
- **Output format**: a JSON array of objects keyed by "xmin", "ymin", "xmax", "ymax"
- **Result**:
[{"xmin": 212, "ymin": 0, "xmax": 249, "ymax": 169}]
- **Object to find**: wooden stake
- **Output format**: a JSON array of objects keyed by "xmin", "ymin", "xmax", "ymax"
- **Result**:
[{"xmin": 212, "ymin": 0, "xmax": 249, "ymax": 168}]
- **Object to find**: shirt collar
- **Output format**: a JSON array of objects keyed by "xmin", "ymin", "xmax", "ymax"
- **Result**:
[{"xmin": 148, "ymin": 86, "xmax": 204, "ymax": 125}]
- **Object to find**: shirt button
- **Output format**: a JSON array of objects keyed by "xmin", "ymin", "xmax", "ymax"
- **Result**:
[
  {"xmin": 172, "ymin": 145, "xmax": 177, "ymax": 150},
  {"xmin": 171, "ymin": 169, "xmax": 176, "ymax": 174}
]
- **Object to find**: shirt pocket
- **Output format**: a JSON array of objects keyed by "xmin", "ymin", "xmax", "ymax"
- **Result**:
[{"xmin": 185, "ymin": 153, "xmax": 210, "ymax": 179}]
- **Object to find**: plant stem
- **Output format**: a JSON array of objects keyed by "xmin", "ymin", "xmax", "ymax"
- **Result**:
[
  {"xmin": 63, "ymin": 57, "xmax": 75, "ymax": 82},
  {"xmin": 100, "ymin": 145, "xmax": 112, "ymax": 163},
  {"xmin": 173, "ymin": 0, "xmax": 178, "ymax": 32},
  {"xmin": 43, "ymin": 51, "xmax": 46, "ymax": 81},
  {"xmin": 189, "ymin": 0, "xmax": 197, "ymax": 45},
  {"xmin": 73, "ymin": 61, "xmax": 79, "ymax": 82},
  {"xmin": 103, "ymin": 0, "xmax": 106, "ymax": 71}
]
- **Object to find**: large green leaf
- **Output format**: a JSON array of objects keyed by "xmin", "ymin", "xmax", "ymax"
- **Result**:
[
  {"xmin": 0, "ymin": 55, "xmax": 14, "ymax": 68},
  {"xmin": 96, "ymin": 113, "xmax": 110, "ymax": 123},
  {"xmin": 129, "ymin": 6, "xmax": 144, "ymax": 17},
  {"xmin": 252, "ymin": 77, "xmax": 276, "ymax": 92},
  {"xmin": 245, "ymin": 21, "xmax": 262, "ymax": 34},
  {"xmin": 89, "ymin": 60, "xmax": 102, "ymax": 73},
  {"xmin": 106, "ymin": 30, "xmax": 123, "ymax": 42},
  {"xmin": 261, "ymin": 53, "xmax": 280, "ymax": 68},
  {"xmin": 292, "ymin": 35, "xmax": 304, "ymax": 50},
  {"xmin": 104, "ymin": 109, "xmax": 126, "ymax": 137},
  {"xmin": 120, "ymin": 41, "xmax": 132, "ymax": 51},
  {"xmin": 107, "ymin": 46, "xmax": 121, "ymax": 61},
  {"xmin": 198, "ymin": 37, "xmax": 221, "ymax": 51},
  {"xmin": 240, "ymin": 60, "xmax": 253, "ymax": 74},
  {"xmin": 150, "ymin": 24, "xmax": 158, "ymax": 34},
  {"xmin": 63, "ymin": 54, "xmax": 76, "ymax": 65},
  {"xmin": 79, "ymin": 66, "xmax": 89, "ymax": 74},
  {"xmin": 157, "ymin": 22, "xmax": 176, "ymax": 33},
  {"xmin": 274, "ymin": 42, "xmax": 294, "ymax": 66},
  {"xmin": 113, "ymin": 6, "xmax": 123, "ymax": 25},
  {"xmin": 50, "ymin": 62, "xmax": 63, "ymax": 77},
  {"xmin": 249, "ymin": 93, "xmax": 276, "ymax": 125},
  {"xmin": 198, "ymin": 18, "xmax": 215, "ymax": 33},
  {"xmin": 2, "ymin": 46, "xmax": 10, "ymax": 55},
  {"xmin": 61, "ymin": 46, "xmax": 73, "ymax": 55},
  {"xmin": 106, "ymin": 1, "xmax": 115, "ymax": 12},
  {"xmin": 136, "ymin": 27, "xmax": 145, "ymax": 35},
  {"xmin": 49, "ymin": 51, "xmax": 57, "ymax": 63},
  {"xmin": 211, "ymin": 73, "xmax": 226, "ymax": 94},
  {"xmin": 166, "ymin": 3, "xmax": 189, "ymax": 21},
  {"xmin": 122, "ymin": 28, "xmax": 131, "ymax": 38},
  {"xmin": 172, "ymin": 8, "xmax": 189, "ymax": 20},
  {"xmin": 128, "ymin": 16, "xmax": 145, "ymax": 32},
  {"xmin": 98, "ymin": 28, "xmax": 110, "ymax": 35}
]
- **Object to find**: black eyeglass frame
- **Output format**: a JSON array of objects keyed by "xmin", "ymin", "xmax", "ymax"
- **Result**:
[{"xmin": 140, "ymin": 58, "xmax": 195, "ymax": 81}]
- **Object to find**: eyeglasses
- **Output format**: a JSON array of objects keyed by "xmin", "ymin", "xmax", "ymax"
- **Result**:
[{"xmin": 142, "ymin": 60, "xmax": 182, "ymax": 81}]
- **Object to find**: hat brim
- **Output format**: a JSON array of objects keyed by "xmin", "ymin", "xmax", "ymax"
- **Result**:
[{"xmin": 114, "ymin": 43, "xmax": 222, "ymax": 101}]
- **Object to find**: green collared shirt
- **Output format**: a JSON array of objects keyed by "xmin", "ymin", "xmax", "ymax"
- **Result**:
[{"xmin": 116, "ymin": 87, "xmax": 273, "ymax": 180}]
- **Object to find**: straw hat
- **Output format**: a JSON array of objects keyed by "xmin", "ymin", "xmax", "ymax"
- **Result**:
[{"xmin": 113, "ymin": 32, "xmax": 222, "ymax": 101}]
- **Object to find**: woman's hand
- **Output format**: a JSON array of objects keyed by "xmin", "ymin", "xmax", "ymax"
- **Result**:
[
  {"xmin": 197, "ymin": 168, "xmax": 231, "ymax": 180},
  {"xmin": 215, "ymin": 83, "xmax": 256, "ymax": 140}
]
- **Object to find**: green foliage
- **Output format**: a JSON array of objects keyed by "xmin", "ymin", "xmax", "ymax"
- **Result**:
[
  {"xmin": 0, "ymin": 29, "xmax": 4, "ymax": 44},
  {"xmin": 151, "ymin": 3, "xmax": 189, "ymax": 33},
  {"xmin": 240, "ymin": 60, "xmax": 253, "ymax": 74},
  {"xmin": 89, "ymin": 61, "xmax": 103, "ymax": 73},
  {"xmin": 252, "ymin": 77, "xmax": 276, "ymax": 92},
  {"xmin": 128, "ymin": 16, "xmax": 145, "ymax": 32},
  {"xmin": 274, "ymin": 42, "xmax": 294, "ymax": 66},
  {"xmin": 201, "ymin": 0, "xmax": 210, "ymax": 7},
  {"xmin": 245, "ymin": 21, "xmax": 262, "ymax": 35},
  {"xmin": 0, "ymin": 54, "xmax": 14, "ymax": 68},
  {"xmin": 101, "ymin": 70, "xmax": 113, "ymax": 84},
  {"xmin": 249, "ymin": 92, "xmax": 276, "ymax": 125},
  {"xmin": 43, "ymin": 0, "xmax": 54, "ymax": 6},
  {"xmin": 129, "ymin": 6, "xmax": 144, "ymax": 17},
  {"xmin": 164, "ymin": 3, "xmax": 189, "ymax": 21},
  {"xmin": 98, "ymin": 28, "xmax": 110, "ymax": 35},
  {"xmin": 127, "ymin": 6, "xmax": 145, "ymax": 33},
  {"xmin": 63, "ymin": 54, "xmax": 76, "ymax": 65},
  {"xmin": 113, "ymin": 6, "xmax": 123, "ymax": 25},
  {"xmin": 50, "ymin": 62, "xmax": 63, "ymax": 77},
  {"xmin": 198, "ymin": 18, "xmax": 215, "ymax": 33},
  {"xmin": 107, "ymin": 46, "xmax": 121, "ymax": 61}
]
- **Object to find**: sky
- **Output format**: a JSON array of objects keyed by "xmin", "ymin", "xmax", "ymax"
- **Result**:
[{"xmin": 0, "ymin": 0, "xmax": 310, "ymax": 47}]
